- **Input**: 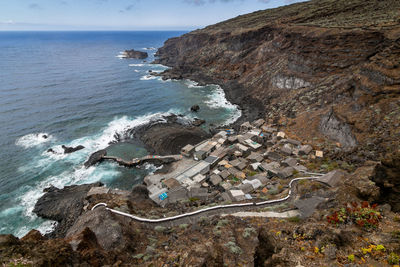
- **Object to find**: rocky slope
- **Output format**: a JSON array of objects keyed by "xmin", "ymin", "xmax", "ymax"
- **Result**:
[
  {"xmin": 155, "ymin": 0, "xmax": 400, "ymax": 159},
  {"xmin": 2, "ymin": 1, "xmax": 400, "ymax": 266}
]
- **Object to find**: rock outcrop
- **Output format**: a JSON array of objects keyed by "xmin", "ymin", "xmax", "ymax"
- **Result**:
[
  {"xmin": 154, "ymin": 0, "xmax": 400, "ymax": 157},
  {"xmin": 33, "ymin": 182, "xmax": 103, "ymax": 238},
  {"xmin": 84, "ymin": 149, "xmax": 107, "ymax": 168},
  {"xmin": 122, "ymin": 114, "xmax": 211, "ymax": 155},
  {"xmin": 62, "ymin": 145, "xmax": 85, "ymax": 154},
  {"xmin": 121, "ymin": 49, "xmax": 148, "ymax": 59}
]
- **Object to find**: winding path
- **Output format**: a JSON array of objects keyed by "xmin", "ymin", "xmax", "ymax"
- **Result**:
[{"xmin": 92, "ymin": 175, "xmax": 328, "ymax": 226}]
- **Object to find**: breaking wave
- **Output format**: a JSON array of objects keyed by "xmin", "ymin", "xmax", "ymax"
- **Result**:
[{"xmin": 16, "ymin": 133, "xmax": 54, "ymax": 149}]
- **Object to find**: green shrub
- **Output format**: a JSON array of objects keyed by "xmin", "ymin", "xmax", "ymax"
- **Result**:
[
  {"xmin": 154, "ymin": 226, "xmax": 166, "ymax": 233},
  {"xmin": 143, "ymin": 255, "xmax": 152, "ymax": 261},
  {"xmin": 217, "ymin": 219, "xmax": 229, "ymax": 227},
  {"xmin": 268, "ymin": 188, "xmax": 278, "ymax": 195},
  {"xmin": 242, "ymin": 227, "xmax": 257, "ymax": 238},
  {"xmin": 224, "ymin": 241, "xmax": 242, "ymax": 255},
  {"xmin": 133, "ymin": 254, "xmax": 144, "ymax": 259},
  {"xmin": 179, "ymin": 224, "xmax": 188, "ymax": 229},
  {"xmin": 213, "ymin": 228, "xmax": 222, "ymax": 237},
  {"xmin": 388, "ymin": 252, "xmax": 400, "ymax": 265}
]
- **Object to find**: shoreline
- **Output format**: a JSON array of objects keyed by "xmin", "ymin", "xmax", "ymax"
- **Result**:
[{"xmin": 151, "ymin": 66, "xmax": 264, "ymax": 130}]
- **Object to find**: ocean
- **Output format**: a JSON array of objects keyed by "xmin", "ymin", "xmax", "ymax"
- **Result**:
[{"xmin": 0, "ymin": 31, "xmax": 241, "ymax": 237}]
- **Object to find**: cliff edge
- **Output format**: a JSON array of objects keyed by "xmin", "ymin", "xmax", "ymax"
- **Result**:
[{"xmin": 155, "ymin": 0, "xmax": 400, "ymax": 160}]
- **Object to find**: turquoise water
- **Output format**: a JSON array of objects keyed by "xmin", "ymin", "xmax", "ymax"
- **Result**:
[{"xmin": 0, "ymin": 31, "xmax": 241, "ymax": 237}]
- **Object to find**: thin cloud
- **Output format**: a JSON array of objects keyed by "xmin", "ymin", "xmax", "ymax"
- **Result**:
[
  {"xmin": 119, "ymin": 4, "xmax": 136, "ymax": 13},
  {"xmin": 1, "ymin": 20, "xmax": 15, "ymax": 25},
  {"xmin": 28, "ymin": 3, "xmax": 42, "ymax": 9}
]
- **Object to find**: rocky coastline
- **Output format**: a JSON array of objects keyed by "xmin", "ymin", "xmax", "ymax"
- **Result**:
[{"xmin": 2, "ymin": 0, "xmax": 400, "ymax": 266}]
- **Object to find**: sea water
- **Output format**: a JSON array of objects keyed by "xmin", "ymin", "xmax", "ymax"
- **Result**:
[{"xmin": 0, "ymin": 31, "xmax": 241, "ymax": 237}]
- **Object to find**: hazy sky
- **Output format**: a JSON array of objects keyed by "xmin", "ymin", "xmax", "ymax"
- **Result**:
[{"xmin": 0, "ymin": 0, "xmax": 306, "ymax": 30}]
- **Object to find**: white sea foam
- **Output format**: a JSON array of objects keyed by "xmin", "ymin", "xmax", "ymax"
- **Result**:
[
  {"xmin": 149, "ymin": 69, "xmax": 163, "ymax": 73},
  {"xmin": 184, "ymin": 80, "xmax": 205, "ymax": 88},
  {"xmin": 129, "ymin": 63, "xmax": 146, "ymax": 67},
  {"xmin": 143, "ymin": 163, "xmax": 163, "ymax": 175},
  {"xmin": 19, "ymin": 163, "xmax": 116, "ymax": 221},
  {"xmin": 17, "ymin": 109, "xmax": 184, "ymax": 233},
  {"xmin": 15, "ymin": 133, "xmax": 54, "ymax": 149},
  {"xmin": 205, "ymin": 85, "xmax": 242, "ymax": 125},
  {"xmin": 134, "ymin": 70, "xmax": 140, "ymax": 73},
  {"xmin": 37, "ymin": 220, "xmax": 58, "ymax": 235},
  {"xmin": 140, "ymin": 75, "xmax": 161, "ymax": 81},
  {"xmin": 14, "ymin": 220, "xmax": 57, "ymax": 238}
]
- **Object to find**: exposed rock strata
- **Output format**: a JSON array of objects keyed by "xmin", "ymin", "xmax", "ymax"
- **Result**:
[{"xmin": 154, "ymin": 0, "xmax": 400, "ymax": 156}]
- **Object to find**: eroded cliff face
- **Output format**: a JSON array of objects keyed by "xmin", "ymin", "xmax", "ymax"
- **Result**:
[{"xmin": 155, "ymin": 0, "xmax": 400, "ymax": 159}]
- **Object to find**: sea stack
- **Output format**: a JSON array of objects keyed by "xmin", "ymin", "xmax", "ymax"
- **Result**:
[{"xmin": 120, "ymin": 49, "xmax": 148, "ymax": 59}]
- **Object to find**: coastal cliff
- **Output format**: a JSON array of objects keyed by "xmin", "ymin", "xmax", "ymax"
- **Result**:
[
  {"xmin": 2, "ymin": 1, "xmax": 400, "ymax": 266},
  {"xmin": 155, "ymin": 0, "xmax": 400, "ymax": 159}
]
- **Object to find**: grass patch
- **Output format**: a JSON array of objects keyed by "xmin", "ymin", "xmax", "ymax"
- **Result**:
[{"xmin": 287, "ymin": 216, "xmax": 301, "ymax": 223}]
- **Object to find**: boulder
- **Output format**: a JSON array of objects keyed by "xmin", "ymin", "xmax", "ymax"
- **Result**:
[
  {"xmin": 298, "ymin": 145, "xmax": 313, "ymax": 155},
  {"xmin": 318, "ymin": 170, "xmax": 344, "ymax": 187},
  {"xmin": 62, "ymin": 145, "xmax": 85, "ymax": 154},
  {"xmin": 192, "ymin": 118, "xmax": 206, "ymax": 126},
  {"xmin": 190, "ymin": 105, "xmax": 200, "ymax": 112},
  {"xmin": 84, "ymin": 149, "xmax": 107, "ymax": 168},
  {"xmin": 66, "ymin": 208, "xmax": 132, "ymax": 251}
]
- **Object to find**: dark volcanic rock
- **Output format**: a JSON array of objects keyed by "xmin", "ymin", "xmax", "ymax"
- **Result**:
[
  {"xmin": 320, "ymin": 109, "xmax": 357, "ymax": 149},
  {"xmin": 62, "ymin": 145, "xmax": 85, "ymax": 154},
  {"xmin": 84, "ymin": 149, "xmax": 107, "ymax": 168},
  {"xmin": 33, "ymin": 182, "xmax": 103, "ymax": 238},
  {"xmin": 131, "ymin": 184, "xmax": 149, "ymax": 200},
  {"xmin": 122, "ymin": 49, "xmax": 148, "ymax": 59},
  {"xmin": 154, "ymin": 0, "xmax": 400, "ymax": 155},
  {"xmin": 66, "ymin": 208, "xmax": 134, "ymax": 251},
  {"xmin": 122, "ymin": 114, "xmax": 211, "ymax": 155},
  {"xmin": 192, "ymin": 118, "xmax": 206, "ymax": 126},
  {"xmin": 373, "ymin": 152, "xmax": 400, "ymax": 212},
  {"xmin": 191, "ymin": 104, "xmax": 200, "ymax": 112},
  {"xmin": 0, "ymin": 234, "xmax": 20, "ymax": 247}
]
